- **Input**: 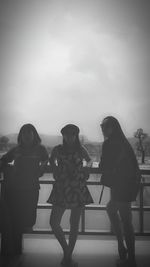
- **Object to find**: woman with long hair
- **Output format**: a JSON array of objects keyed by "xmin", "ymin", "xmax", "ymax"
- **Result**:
[
  {"xmin": 47, "ymin": 124, "xmax": 93, "ymax": 267},
  {"xmin": 99, "ymin": 116, "xmax": 141, "ymax": 267},
  {"xmin": 0, "ymin": 123, "xmax": 48, "ymax": 258}
]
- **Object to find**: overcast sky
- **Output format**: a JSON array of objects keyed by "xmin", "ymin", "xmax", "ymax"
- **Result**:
[{"xmin": 0, "ymin": 0, "xmax": 150, "ymax": 141}]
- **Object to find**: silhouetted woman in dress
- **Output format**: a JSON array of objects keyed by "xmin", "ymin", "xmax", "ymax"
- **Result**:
[
  {"xmin": 0, "ymin": 124, "xmax": 48, "ymax": 258},
  {"xmin": 99, "ymin": 116, "xmax": 141, "ymax": 267},
  {"xmin": 47, "ymin": 124, "xmax": 93, "ymax": 267}
]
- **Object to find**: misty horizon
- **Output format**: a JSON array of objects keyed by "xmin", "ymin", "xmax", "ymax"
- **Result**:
[{"xmin": 1, "ymin": 131, "xmax": 149, "ymax": 144}]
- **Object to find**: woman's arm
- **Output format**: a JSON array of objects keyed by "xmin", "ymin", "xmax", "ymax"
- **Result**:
[
  {"xmin": 99, "ymin": 141, "xmax": 124, "ymax": 186},
  {"xmin": 81, "ymin": 146, "xmax": 93, "ymax": 180},
  {"xmin": 113, "ymin": 144, "xmax": 127, "ymax": 172},
  {"xmin": 49, "ymin": 146, "xmax": 58, "ymax": 169},
  {"xmin": 99, "ymin": 142, "xmax": 105, "ymax": 173},
  {"xmin": 39, "ymin": 145, "xmax": 49, "ymax": 176},
  {"xmin": 0, "ymin": 147, "xmax": 16, "ymax": 171},
  {"xmin": 49, "ymin": 146, "xmax": 59, "ymax": 180},
  {"xmin": 81, "ymin": 146, "xmax": 93, "ymax": 167},
  {"xmin": 100, "ymin": 140, "xmax": 126, "ymax": 172}
]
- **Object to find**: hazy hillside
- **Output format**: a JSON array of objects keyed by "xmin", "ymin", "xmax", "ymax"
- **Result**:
[
  {"xmin": 1, "ymin": 133, "xmax": 150, "ymax": 158},
  {"xmin": 5, "ymin": 134, "xmax": 141, "ymax": 146},
  {"xmin": 3, "ymin": 133, "xmax": 88, "ymax": 147},
  {"xmin": 5, "ymin": 133, "xmax": 62, "ymax": 147}
]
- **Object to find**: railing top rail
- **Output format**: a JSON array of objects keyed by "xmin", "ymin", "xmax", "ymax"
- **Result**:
[
  {"xmin": 42, "ymin": 166, "xmax": 150, "ymax": 175},
  {"xmin": 0, "ymin": 166, "xmax": 150, "ymax": 184}
]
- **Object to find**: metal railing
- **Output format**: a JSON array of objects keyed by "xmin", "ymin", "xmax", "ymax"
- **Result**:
[{"xmin": 1, "ymin": 167, "xmax": 150, "ymax": 236}]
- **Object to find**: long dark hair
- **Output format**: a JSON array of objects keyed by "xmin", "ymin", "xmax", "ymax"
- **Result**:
[
  {"xmin": 103, "ymin": 116, "xmax": 127, "ymax": 141},
  {"xmin": 103, "ymin": 116, "xmax": 138, "ymax": 165},
  {"xmin": 61, "ymin": 124, "xmax": 82, "ymax": 152},
  {"xmin": 17, "ymin": 123, "xmax": 41, "ymax": 146},
  {"xmin": 62, "ymin": 135, "xmax": 81, "ymax": 151}
]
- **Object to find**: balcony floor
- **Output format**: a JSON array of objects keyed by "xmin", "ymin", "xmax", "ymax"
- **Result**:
[{"xmin": 0, "ymin": 235, "xmax": 150, "ymax": 267}]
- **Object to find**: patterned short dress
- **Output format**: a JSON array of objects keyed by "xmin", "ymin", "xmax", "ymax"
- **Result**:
[{"xmin": 47, "ymin": 145, "xmax": 93, "ymax": 208}]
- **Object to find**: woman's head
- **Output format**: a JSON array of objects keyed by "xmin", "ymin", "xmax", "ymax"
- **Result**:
[
  {"xmin": 100, "ymin": 116, "xmax": 125, "ymax": 139},
  {"xmin": 61, "ymin": 124, "xmax": 80, "ymax": 148},
  {"xmin": 17, "ymin": 124, "xmax": 41, "ymax": 146}
]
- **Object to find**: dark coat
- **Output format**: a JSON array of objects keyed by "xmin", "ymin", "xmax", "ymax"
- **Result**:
[
  {"xmin": 0, "ymin": 144, "xmax": 48, "ymax": 229},
  {"xmin": 100, "ymin": 136, "xmax": 141, "ymax": 202}
]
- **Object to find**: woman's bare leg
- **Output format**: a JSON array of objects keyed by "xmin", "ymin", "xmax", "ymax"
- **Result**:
[
  {"xmin": 68, "ymin": 207, "xmax": 82, "ymax": 258},
  {"xmin": 106, "ymin": 201, "xmax": 127, "ymax": 259},
  {"xmin": 50, "ymin": 205, "xmax": 69, "ymax": 259}
]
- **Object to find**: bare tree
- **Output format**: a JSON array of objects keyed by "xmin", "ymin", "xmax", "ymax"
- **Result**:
[{"xmin": 134, "ymin": 128, "xmax": 147, "ymax": 164}]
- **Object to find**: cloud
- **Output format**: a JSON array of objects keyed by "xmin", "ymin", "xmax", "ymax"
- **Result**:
[{"xmin": 0, "ymin": 0, "xmax": 150, "ymax": 140}]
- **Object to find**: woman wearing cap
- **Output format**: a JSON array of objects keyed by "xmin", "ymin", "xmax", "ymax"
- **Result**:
[
  {"xmin": 99, "ymin": 116, "xmax": 141, "ymax": 267},
  {"xmin": 47, "ymin": 124, "xmax": 93, "ymax": 267}
]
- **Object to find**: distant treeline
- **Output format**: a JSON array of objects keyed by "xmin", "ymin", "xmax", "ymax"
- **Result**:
[{"xmin": 0, "ymin": 135, "xmax": 150, "ymax": 162}]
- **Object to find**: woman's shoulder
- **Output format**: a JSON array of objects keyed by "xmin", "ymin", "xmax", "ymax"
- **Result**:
[
  {"xmin": 37, "ymin": 144, "xmax": 47, "ymax": 151},
  {"xmin": 5, "ymin": 145, "xmax": 19, "ymax": 155},
  {"xmin": 0, "ymin": 145, "xmax": 19, "ymax": 162},
  {"xmin": 34, "ymin": 144, "xmax": 49, "ymax": 158},
  {"xmin": 80, "ymin": 145, "xmax": 91, "ymax": 160},
  {"xmin": 104, "ymin": 137, "xmax": 122, "ymax": 147},
  {"xmin": 102, "ymin": 138, "xmax": 111, "ymax": 149}
]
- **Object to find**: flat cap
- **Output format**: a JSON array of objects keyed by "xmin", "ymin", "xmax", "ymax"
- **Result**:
[{"xmin": 61, "ymin": 124, "xmax": 80, "ymax": 135}]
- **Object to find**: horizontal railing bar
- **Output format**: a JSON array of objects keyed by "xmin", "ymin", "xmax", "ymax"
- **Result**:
[
  {"xmin": 1, "ymin": 179, "xmax": 149, "ymax": 185},
  {"xmin": 24, "ymin": 229, "xmax": 150, "ymax": 236},
  {"xmin": 1, "ymin": 179, "xmax": 150, "ymax": 186},
  {"xmin": 42, "ymin": 166, "xmax": 150, "ymax": 175},
  {"xmin": 37, "ymin": 203, "xmax": 149, "ymax": 211},
  {"xmin": 24, "ymin": 229, "xmax": 113, "ymax": 235},
  {"xmin": 143, "ymin": 206, "xmax": 150, "ymax": 211},
  {"xmin": 0, "ymin": 166, "xmax": 150, "ymax": 177},
  {"xmin": 142, "ymin": 183, "xmax": 150, "ymax": 186},
  {"xmin": 0, "ymin": 166, "xmax": 150, "ymax": 185},
  {"xmin": 39, "ymin": 180, "xmax": 150, "ymax": 186}
]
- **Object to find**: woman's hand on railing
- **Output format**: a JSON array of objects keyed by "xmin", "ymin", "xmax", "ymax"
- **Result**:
[
  {"xmin": 82, "ymin": 166, "xmax": 90, "ymax": 180},
  {"xmin": 39, "ymin": 160, "xmax": 49, "ymax": 177},
  {"xmin": 52, "ymin": 165, "xmax": 60, "ymax": 180},
  {"xmin": 86, "ymin": 159, "xmax": 93, "ymax": 168},
  {"xmin": 98, "ymin": 162, "xmax": 102, "ymax": 174}
]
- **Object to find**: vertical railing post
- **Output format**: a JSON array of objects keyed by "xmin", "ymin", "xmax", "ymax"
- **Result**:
[
  {"xmin": 109, "ymin": 188, "xmax": 114, "ymax": 234},
  {"xmin": 139, "ymin": 177, "xmax": 144, "ymax": 234},
  {"xmin": 81, "ymin": 207, "xmax": 85, "ymax": 234}
]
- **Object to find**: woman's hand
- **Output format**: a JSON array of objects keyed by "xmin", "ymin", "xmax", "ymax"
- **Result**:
[
  {"xmin": 53, "ymin": 165, "xmax": 59, "ymax": 180},
  {"xmin": 86, "ymin": 159, "xmax": 93, "ymax": 168},
  {"xmin": 82, "ymin": 166, "xmax": 90, "ymax": 180},
  {"xmin": 81, "ymin": 159, "xmax": 92, "ymax": 180},
  {"xmin": 39, "ymin": 160, "xmax": 48, "ymax": 177}
]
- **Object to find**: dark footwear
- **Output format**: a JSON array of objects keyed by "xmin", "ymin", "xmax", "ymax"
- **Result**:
[
  {"xmin": 125, "ymin": 259, "xmax": 137, "ymax": 267},
  {"xmin": 118, "ymin": 247, "xmax": 128, "ymax": 260},
  {"xmin": 0, "ymin": 256, "xmax": 12, "ymax": 267},
  {"xmin": 61, "ymin": 258, "xmax": 78, "ymax": 267},
  {"xmin": 61, "ymin": 257, "xmax": 66, "ymax": 266},
  {"xmin": 116, "ymin": 259, "xmax": 127, "ymax": 267}
]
